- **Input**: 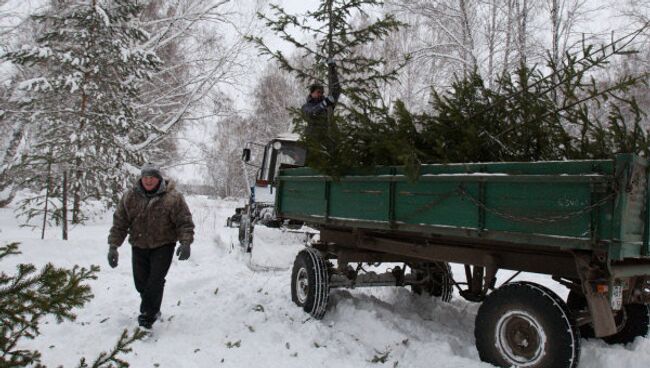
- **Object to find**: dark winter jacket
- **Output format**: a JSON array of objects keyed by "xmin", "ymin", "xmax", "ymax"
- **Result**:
[{"xmin": 108, "ymin": 179, "xmax": 194, "ymax": 249}]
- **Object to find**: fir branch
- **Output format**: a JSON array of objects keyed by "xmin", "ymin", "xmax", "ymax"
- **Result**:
[
  {"xmin": 491, "ymin": 68, "xmax": 649, "ymax": 141},
  {"xmin": 1, "ymin": 243, "xmax": 98, "ymax": 367},
  {"xmin": 78, "ymin": 328, "xmax": 148, "ymax": 368},
  {"xmin": 471, "ymin": 24, "xmax": 649, "ymax": 125},
  {"xmin": 0, "ymin": 242, "xmax": 20, "ymax": 260},
  {"xmin": 1, "ymin": 242, "xmax": 145, "ymax": 367}
]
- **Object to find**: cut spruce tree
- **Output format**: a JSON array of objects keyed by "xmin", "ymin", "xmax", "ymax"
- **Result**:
[{"xmin": 248, "ymin": 0, "xmax": 407, "ymax": 178}]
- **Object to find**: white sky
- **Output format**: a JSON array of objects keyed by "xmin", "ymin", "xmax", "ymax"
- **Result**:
[{"xmin": 171, "ymin": 0, "xmax": 330, "ymax": 185}]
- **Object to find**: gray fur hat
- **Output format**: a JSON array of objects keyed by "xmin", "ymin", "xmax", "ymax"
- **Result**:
[{"xmin": 140, "ymin": 162, "xmax": 163, "ymax": 179}]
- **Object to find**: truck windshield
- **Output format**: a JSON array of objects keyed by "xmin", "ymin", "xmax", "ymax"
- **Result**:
[{"xmin": 278, "ymin": 143, "xmax": 306, "ymax": 167}]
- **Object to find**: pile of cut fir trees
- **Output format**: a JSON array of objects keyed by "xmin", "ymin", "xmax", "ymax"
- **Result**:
[{"xmin": 252, "ymin": 0, "xmax": 648, "ymax": 178}]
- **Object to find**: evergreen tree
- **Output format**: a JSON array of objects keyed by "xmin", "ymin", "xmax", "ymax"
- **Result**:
[
  {"xmin": 249, "ymin": 0, "xmax": 406, "ymax": 177},
  {"xmin": 408, "ymin": 29, "xmax": 649, "ymax": 164},
  {"xmin": 3, "ymin": 0, "xmax": 160, "ymax": 233},
  {"xmin": 0, "ymin": 242, "xmax": 146, "ymax": 367}
]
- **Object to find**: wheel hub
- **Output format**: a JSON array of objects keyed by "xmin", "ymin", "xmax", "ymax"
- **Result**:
[
  {"xmin": 295, "ymin": 267, "xmax": 309, "ymax": 304},
  {"xmin": 496, "ymin": 311, "xmax": 546, "ymax": 366}
]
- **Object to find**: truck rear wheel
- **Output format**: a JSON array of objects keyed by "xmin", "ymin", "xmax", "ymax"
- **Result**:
[
  {"xmin": 568, "ymin": 290, "xmax": 650, "ymax": 344},
  {"xmin": 291, "ymin": 248, "xmax": 329, "ymax": 319},
  {"xmin": 411, "ymin": 262, "xmax": 453, "ymax": 302},
  {"xmin": 475, "ymin": 281, "xmax": 580, "ymax": 368},
  {"xmin": 603, "ymin": 303, "xmax": 650, "ymax": 344}
]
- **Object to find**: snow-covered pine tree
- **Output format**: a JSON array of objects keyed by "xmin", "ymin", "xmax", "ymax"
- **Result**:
[
  {"xmin": 249, "ymin": 0, "xmax": 406, "ymax": 177},
  {"xmin": 3, "ymin": 0, "xmax": 160, "ymax": 233},
  {"xmin": 0, "ymin": 242, "xmax": 146, "ymax": 367}
]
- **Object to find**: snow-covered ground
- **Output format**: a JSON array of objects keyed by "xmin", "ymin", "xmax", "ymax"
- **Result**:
[{"xmin": 2, "ymin": 196, "xmax": 650, "ymax": 368}]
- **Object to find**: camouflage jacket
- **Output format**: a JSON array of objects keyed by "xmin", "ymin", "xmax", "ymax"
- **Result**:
[{"xmin": 108, "ymin": 179, "xmax": 194, "ymax": 249}]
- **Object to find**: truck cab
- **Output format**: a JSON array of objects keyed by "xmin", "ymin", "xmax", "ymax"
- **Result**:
[
  {"xmin": 228, "ymin": 133, "xmax": 307, "ymax": 250},
  {"xmin": 244, "ymin": 133, "xmax": 306, "ymax": 205}
]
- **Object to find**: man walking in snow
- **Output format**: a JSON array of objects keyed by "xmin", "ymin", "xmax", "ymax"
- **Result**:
[{"xmin": 107, "ymin": 163, "xmax": 194, "ymax": 329}]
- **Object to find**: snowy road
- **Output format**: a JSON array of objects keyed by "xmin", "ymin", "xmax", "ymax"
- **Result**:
[{"xmin": 2, "ymin": 196, "xmax": 650, "ymax": 367}]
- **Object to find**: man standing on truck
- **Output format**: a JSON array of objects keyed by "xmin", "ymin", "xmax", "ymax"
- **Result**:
[
  {"xmin": 106, "ymin": 163, "xmax": 195, "ymax": 329},
  {"xmin": 301, "ymin": 58, "xmax": 341, "ymax": 160}
]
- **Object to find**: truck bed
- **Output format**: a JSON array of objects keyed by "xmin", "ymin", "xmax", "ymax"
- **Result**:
[{"xmin": 276, "ymin": 154, "xmax": 650, "ymax": 261}]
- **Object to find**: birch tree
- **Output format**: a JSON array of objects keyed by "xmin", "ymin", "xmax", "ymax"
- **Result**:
[
  {"xmin": 202, "ymin": 63, "xmax": 302, "ymax": 197},
  {"xmin": 131, "ymin": 0, "xmax": 253, "ymax": 161},
  {"xmin": 203, "ymin": 114, "xmax": 252, "ymax": 198},
  {"xmin": 391, "ymin": 0, "xmax": 480, "ymax": 80}
]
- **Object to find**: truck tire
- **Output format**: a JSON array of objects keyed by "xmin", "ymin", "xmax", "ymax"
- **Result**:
[
  {"xmin": 411, "ymin": 262, "xmax": 453, "ymax": 302},
  {"xmin": 238, "ymin": 214, "xmax": 252, "ymax": 252},
  {"xmin": 475, "ymin": 281, "xmax": 580, "ymax": 368},
  {"xmin": 226, "ymin": 213, "xmax": 241, "ymax": 228},
  {"xmin": 568, "ymin": 290, "xmax": 650, "ymax": 344},
  {"xmin": 602, "ymin": 303, "xmax": 650, "ymax": 344},
  {"xmin": 291, "ymin": 248, "xmax": 329, "ymax": 319}
]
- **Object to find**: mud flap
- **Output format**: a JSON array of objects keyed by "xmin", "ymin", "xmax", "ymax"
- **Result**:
[
  {"xmin": 574, "ymin": 254, "xmax": 617, "ymax": 337},
  {"xmin": 585, "ymin": 292, "xmax": 617, "ymax": 337}
]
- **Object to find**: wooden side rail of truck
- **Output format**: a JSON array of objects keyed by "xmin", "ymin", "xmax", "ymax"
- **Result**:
[{"xmin": 277, "ymin": 153, "xmax": 650, "ymax": 368}]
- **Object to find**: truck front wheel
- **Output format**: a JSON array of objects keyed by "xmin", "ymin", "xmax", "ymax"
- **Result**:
[
  {"xmin": 475, "ymin": 281, "xmax": 580, "ymax": 368},
  {"xmin": 238, "ymin": 214, "xmax": 252, "ymax": 252},
  {"xmin": 291, "ymin": 248, "xmax": 329, "ymax": 319}
]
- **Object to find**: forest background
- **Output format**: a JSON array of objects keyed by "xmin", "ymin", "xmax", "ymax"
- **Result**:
[{"xmin": 0, "ymin": 0, "xmax": 648, "ymax": 228}]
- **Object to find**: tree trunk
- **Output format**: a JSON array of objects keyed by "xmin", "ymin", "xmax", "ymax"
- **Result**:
[
  {"xmin": 326, "ymin": 0, "xmax": 335, "ymax": 155},
  {"xmin": 516, "ymin": 0, "xmax": 528, "ymax": 66},
  {"xmin": 41, "ymin": 161, "xmax": 52, "ymax": 240},
  {"xmin": 550, "ymin": 0, "xmax": 559, "ymax": 103},
  {"xmin": 62, "ymin": 171, "xmax": 68, "ymax": 240},
  {"xmin": 0, "ymin": 120, "xmax": 25, "ymax": 207},
  {"xmin": 72, "ymin": 164, "xmax": 82, "ymax": 224},
  {"xmin": 502, "ymin": 0, "xmax": 514, "ymax": 78},
  {"xmin": 458, "ymin": 0, "xmax": 477, "ymax": 75},
  {"xmin": 72, "ymin": 89, "xmax": 89, "ymax": 225},
  {"xmin": 486, "ymin": 0, "xmax": 499, "ymax": 87},
  {"xmin": 550, "ymin": 0, "xmax": 559, "ymax": 67}
]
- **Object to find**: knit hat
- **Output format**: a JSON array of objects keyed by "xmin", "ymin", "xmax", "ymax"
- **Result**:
[
  {"xmin": 309, "ymin": 83, "xmax": 324, "ymax": 93},
  {"xmin": 140, "ymin": 162, "xmax": 162, "ymax": 180}
]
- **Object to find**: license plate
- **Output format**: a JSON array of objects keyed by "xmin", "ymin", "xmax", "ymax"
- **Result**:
[{"xmin": 610, "ymin": 285, "xmax": 623, "ymax": 310}]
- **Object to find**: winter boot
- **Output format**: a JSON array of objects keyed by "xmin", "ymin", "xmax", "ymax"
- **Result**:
[{"xmin": 138, "ymin": 311, "xmax": 161, "ymax": 329}]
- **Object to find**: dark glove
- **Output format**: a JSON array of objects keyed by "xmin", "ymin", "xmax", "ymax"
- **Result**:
[
  {"xmin": 107, "ymin": 246, "xmax": 119, "ymax": 268},
  {"xmin": 325, "ymin": 95, "xmax": 336, "ymax": 106},
  {"xmin": 176, "ymin": 243, "xmax": 191, "ymax": 261}
]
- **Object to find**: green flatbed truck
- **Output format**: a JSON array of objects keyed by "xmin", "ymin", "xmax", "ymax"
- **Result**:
[{"xmin": 277, "ymin": 153, "xmax": 650, "ymax": 368}]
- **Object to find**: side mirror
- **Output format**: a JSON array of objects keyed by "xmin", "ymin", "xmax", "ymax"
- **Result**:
[{"xmin": 242, "ymin": 148, "xmax": 251, "ymax": 162}]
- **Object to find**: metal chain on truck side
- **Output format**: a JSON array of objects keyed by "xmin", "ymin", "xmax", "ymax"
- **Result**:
[
  {"xmin": 399, "ymin": 189, "xmax": 460, "ymax": 222},
  {"xmin": 456, "ymin": 185, "xmax": 616, "ymax": 224}
]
